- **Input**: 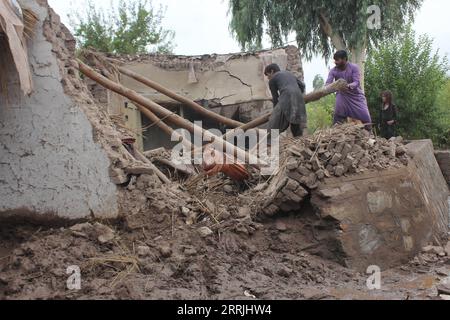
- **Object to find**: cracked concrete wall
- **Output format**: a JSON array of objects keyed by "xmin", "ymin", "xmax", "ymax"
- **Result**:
[{"xmin": 0, "ymin": 0, "xmax": 119, "ymax": 221}]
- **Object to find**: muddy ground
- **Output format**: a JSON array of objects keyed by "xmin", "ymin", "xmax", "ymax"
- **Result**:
[{"xmin": 1, "ymin": 200, "xmax": 449, "ymax": 300}]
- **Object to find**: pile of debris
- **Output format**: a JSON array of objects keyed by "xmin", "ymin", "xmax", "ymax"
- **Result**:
[{"xmin": 257, "ymin": 124, "xmax": 410, "ymax": 216}]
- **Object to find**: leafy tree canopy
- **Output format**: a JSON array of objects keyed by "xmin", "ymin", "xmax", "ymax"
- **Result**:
[
  {"xmin": 228, "ymin": 0, "xmax": 423, "ymax": 62},
  {"xmin": 70, "ymin": 0, "xmax": 175, "ymax": 54},
  {"xmin": 365, "ymin": 26, "xmax": 449, "ymax": 144}
]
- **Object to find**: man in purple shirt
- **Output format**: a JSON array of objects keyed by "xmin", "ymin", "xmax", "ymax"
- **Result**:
[{"xmin": 326, "ymin": 50, "xmax": 372, "ymax": 128}]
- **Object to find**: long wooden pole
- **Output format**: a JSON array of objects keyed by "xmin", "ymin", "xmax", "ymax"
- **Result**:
[
  {"xmin": 74, "ymin": 59, "xmax": 263, "ymax": 166},
  {"xmin": 133, "ymin": 149, "xmax": 172, "ymax": 184},
  {"xmin": 222, "ymin": 79, "xmax": 348, "ymax": 140},
  {"xmin": 112, "ymin": 63, "xmax": 244, "ymax": 128}
]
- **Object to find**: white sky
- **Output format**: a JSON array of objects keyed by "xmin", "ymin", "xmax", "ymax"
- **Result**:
[{"xmin": 48, "ymin": 0, "xmax": 450, "ymax": 89}]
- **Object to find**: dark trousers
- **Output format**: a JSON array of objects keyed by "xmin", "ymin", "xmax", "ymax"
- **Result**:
[
  {"xmin": 290, "ymin": 124, "xmax": 303, "ymax": 137},
  {"xmin": 380, "ymin": 124, "xmax": 396, "ymax": 139}
]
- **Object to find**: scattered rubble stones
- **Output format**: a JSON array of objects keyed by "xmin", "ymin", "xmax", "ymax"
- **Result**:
[
  {"xmin": 258, "ymin": 124, "xmax": 410, "ymax": 216},
  {"xmin": 137, "ymin": 246, "xmax": 152, "ymax": 257},
  {"xmin": 70, "ymin": 222, "xmax": 115, "ymax": 244},
  {"xmin": 158, "ymin": 245, "xmax": 173, "ymax": 258},
  {"xmin": 275, "ymin": 222, "xmax": 288, "ymax": 232},
  {"xmin": 198, "ymin": 227, "xmax": 214, "ymax": 238}
]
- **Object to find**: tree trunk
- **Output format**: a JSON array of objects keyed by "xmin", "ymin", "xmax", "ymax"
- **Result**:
[
  {"xmin": 350, "ymin": 44, "xmax": 367, "ymax": 92},
  {"xmin": 318, "ymin": 12, "xmax": 367, "ymax": 91}
]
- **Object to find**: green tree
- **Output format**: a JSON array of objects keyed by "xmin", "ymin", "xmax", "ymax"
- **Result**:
[
  {"xmin": 313, "ymin": 74, "xmax": 325, "ymax": 91},
  {"xmin": 365, "ymin": 26, "xmax": 449, "ymax": 144},
  {"xmin": 70, "ymin": 0, "xmax": 175, "ymax": 54},
  {"xmin": 435, "ymin": 79, "xmax": 450, "ymax": 147},
  {"xmin": 307, "ymin": 94, "xmax": 335, "ymax": 133},
  {"xmin": 228, "ymin": 0, "xmax": 423, "ymax": 86},
  {"xmin": 308, "ymin": 74, "xmax": 335, "ymax": 133}
]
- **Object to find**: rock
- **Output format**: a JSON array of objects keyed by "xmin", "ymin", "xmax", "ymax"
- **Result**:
[
  {"xmin": 359, "ymin": 156, "xmax": 370, "ymax": 168},
  {"xmin": 316, "ymin": 169, "xmax": 325, "ymax": 180},
  {"xmin": 137, "ymin": 246, "xmax": 151, "ymax": 257},
  {"xmin": 186, "ymin": 212, "xmax": 198, "ymax": 226},
  {"xmin": 198, "ymin": 227, "xmax": 214, "ymax": 238},
  {"xmin": 158, "ymin": 245, "xmax": 173, "ymax": 258},
  {"xmin": 311, "ymin": 157, "xmax": 321, "ymax": 171},
  {"xmin": 223, "ymin": 185, "xmax": 234, "ymax": 193},
  {"xmin": 275, "ymin": 221, "xmax": 288, "ymax": 232},
  {"xmin": 436, "ymin": 267, "xmax": 450, "ymax": 277},
  {"xmin": 330, "ymin": 153, "xmax": 342, "ymax": 166},
  {"xmin": 183, "ymin": 246, "xmax": 198, "ymax": 256},
  {"xmin": 217, "ymin": 210, "xmax": 231, "ymax": 221},
  {"xmin": 94, "ymin": 223, "xmax": 115, "ymax": 244},
  {"xmin": 277, "ymin": 266, "xmax": 293, "ymax": 278},
  {"xmin": 70, "ymin": 222, "xmax": 93, "ymax": 233},
  {"xmin": 125, "ymin": 165, "xmax": 154, "ymax": 176},
  {"xmin": 344, "ymin": 156, "xmax": 355, "ymax": 169},
  {"xmin": 298, "ymin": 166, "xmax": 311, "ymax": 176},
  {"xmin": 445, "ymin": 241, "xmax": 450, "ymax": 256},
  {"xmin": 367, "ymin": 139, "xmax": 377, "ymax": 147},
  {"xmin": 253, "ymin": 183, "xmax": 267, "ymax": 192},
  {"xmin": 334, "ymin": 165, "xmax": 346, "ymax": 177},
  {"xmin": 286, "ymin": 160, "xmax": 298, "ymax": 171},
  {"xmin": 396, "ymin": 145, "xmax": 407, "ymax": 156},
  {"xmin": 433, "ymin": 246, "xmax": 445, "ymax": 256},
  {"xmin": 285, "ymin": 179, "xmax": 299, "ymax": 191},
  {"xmin": 318, "ymin": 188, "xmax": 342, "ymax": 199},
  {"xmin": 437, "ymin": 284, "xmax": 450, "ymax": 295},
  {"xmin": 341, "ymin": 144, "xmax": 353, "ymax": 158},
  {"xmin": 301, "ymin": 148, "xmax": 313, "ymax": 160},
  {"xmin": 440, "ymin": 294, "xmax": 450, "ymax": 301},
  {"xmin": 181, "ymin": 207, "xmax": 191, "ymax": 216},
  {"xmin": 235, "ymin": 207, "xmax": 251, "ymax": 219},
  {"xmin": 110, "ymin": 168, "xmax": 129, "ymax": 185}
]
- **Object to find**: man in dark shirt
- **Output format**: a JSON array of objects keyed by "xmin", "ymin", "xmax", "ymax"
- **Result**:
[{"xmin": 264, "ymin": 64, "xmax": 307, "ymax": 137}]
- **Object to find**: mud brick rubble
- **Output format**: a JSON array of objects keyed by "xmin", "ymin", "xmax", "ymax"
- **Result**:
[{"xmin": 258, "ymin": 124, "xmax": 409, "ymax": 216}]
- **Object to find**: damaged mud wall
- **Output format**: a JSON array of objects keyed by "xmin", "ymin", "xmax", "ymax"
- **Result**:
[
  {"xmin": 435, "ymin": 150, "xmax": 450, "ymax": 187},
  {"xmin": 256, "ymin": 125, "xmax": 449, "ymax": 271},
  {"xmin": 312, "ymin": 140, "xmax": 450, "ymax": 271},
  {"xmin": 99, "ymin": 46, "xmax": 303, "ymax": 148},
  {"xmin": 0, "ymin": 0, "xmax": 126, "ymax": 221},
  {"xmin": 118, "ymin": 46, "xmax": 303, "ymax": 107}
]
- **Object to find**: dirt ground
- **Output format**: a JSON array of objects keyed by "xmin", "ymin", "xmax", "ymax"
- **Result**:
[
  {"xmin": 1, "ymin": 195, "xmax": 449, "ymax": 300},
  {"xmin": 1, "ymin": 128, "xmax": 449, "ymax": 301}
]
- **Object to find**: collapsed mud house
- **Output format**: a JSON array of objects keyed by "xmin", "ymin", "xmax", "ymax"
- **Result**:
[
  {"xmin": 0, "ymin": 0, "xmax": 450, "ymax": 300},
  {"xmin": 86, "ymin": 46, "xmax": 303, "ymax": 151}
]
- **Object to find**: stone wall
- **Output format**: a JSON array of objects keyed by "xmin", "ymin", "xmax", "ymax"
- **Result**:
[
  {"xmin": 256, "ymin": 135, "xmax": 449, "ymax": 271},
  {"xmin": 311, "ymin": 140, "xmax": 449, "ymax": 271},
  {"xmin": 435, "ymin": 150, "xmax": 450, "ymax": 187}
]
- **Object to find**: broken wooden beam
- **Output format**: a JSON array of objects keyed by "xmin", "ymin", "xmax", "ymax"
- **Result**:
[
  {"xmin": 133, "ymin": 149, "xmax": 172, "ymax": 184},
  {"xmin": 111, "ymin": 62, "xmax": 245, "ymax": 129},
  {"xmin": 222, "ymin": 79, "xmax": 348, "ymax": 139},
  {"xmin": 74, "ymin": 59, "xmax": 263, "ymax": 166}
]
